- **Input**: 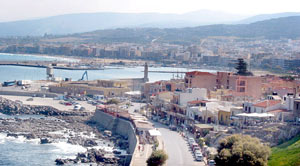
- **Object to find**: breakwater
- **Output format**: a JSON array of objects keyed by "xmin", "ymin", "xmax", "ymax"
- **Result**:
[{"xmin": 0, "ymin": 61, "xmax": 103, "ymax": 70}]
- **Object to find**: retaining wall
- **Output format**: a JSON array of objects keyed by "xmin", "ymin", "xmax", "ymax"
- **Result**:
[
  {"xmin": 0, "ymin": 90, "xmax": 58, "ymax": 98},
  {"xmin": 91, "ymin": 110, "xmax": 137, "ymax": 166}
]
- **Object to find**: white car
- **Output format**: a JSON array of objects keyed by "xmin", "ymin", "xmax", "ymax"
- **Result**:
[
  {"xmin": 188, "ymin": 138, "xmax": 195, "ymax": 145},
  {"xmin": 208, "ymin": 160, "xmax": 216, "ymax": 166},
  {"xmin": 195, "ymin": 152, "xmax": 203, "ymax": 161},
  {"xmin": 74, "ymin": 105, "xmax": 82, "ymax": 110}
]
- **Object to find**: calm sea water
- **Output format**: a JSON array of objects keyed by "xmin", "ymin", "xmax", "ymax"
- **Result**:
[{"xmin": 0, "ymin": 53, "xmax": 216, "ymax": 83}]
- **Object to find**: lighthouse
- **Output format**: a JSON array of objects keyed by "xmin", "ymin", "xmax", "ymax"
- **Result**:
[{"xmin": 144, "ymin": 62, "xmax": 149, "ymax": 82}]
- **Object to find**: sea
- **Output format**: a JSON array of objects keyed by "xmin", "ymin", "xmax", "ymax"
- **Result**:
[
  {"xmin": 0, "ymin": 53, "xmax": 217, "ymax": 83},
  {"xmin": 0, "ymin": 53, "xmax": 217, "ymax": 165},
  {"xmin": 0, "ymin": 114, "xmax": 88, "ymax": 166}
]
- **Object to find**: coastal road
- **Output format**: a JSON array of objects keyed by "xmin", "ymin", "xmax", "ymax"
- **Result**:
[
  {"xmin": 128, "ymin": 102, "xmax": 146, "ymax": 115},
  {"xmin": 128, "ymin": 102, "xmax": 204, "ymax": 166},
  {"xmin": 153, "ymin": 122, "xmax": 205, "ymax": 166}
]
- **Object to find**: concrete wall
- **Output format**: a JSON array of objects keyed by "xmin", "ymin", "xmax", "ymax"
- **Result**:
[
  {"xmin": 178, "ymin": 88, "xmax": 207, "ymax": 106},
  {"xmin": 91, "ymin": 110, "xmax": 137, "ymax": 166},
  {"xmin": 0, "ymin": 90, "xmax": 58, "ymax": 98}
]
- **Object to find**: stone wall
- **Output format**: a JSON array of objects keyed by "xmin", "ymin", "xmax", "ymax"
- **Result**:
[
  {"xmin": 90, "ymin": 110, "xmax": 137, "ymax": 166},
  {"xmin": 0, "ymin": 90, "xmax": 58, "ymax": 98}
]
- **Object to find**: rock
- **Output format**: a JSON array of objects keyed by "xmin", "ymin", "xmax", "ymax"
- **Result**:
[
  {"xmin": 81, "ymin": 158, "xmax": 89, "ymax": 163},
  {"xmin": 23, "ymin": 133, "xmax": 36, "ymax": 139},
  {"xmin": 84, "ymin": 139, "xmax": 98, "ymax": 147},
  {"xmin": 40, "ymin": 138, "xmax": 52, "ymax": 144},
  {"xmin": 55, "ymin": 158, "xmax": 66, "ymax": 165},
  {"xmin": 77, "ymin": 152, "xmax": 86, "ymax": 158},
  {"xmin": 7, "ymin": 133, "xmax": 18, "ymax": 138}
]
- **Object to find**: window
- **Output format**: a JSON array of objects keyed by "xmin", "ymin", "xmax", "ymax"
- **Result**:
[
  {"xmin": 238, "ymin": 87, "xmax": 245, "ymax": 92},
  {"xmin": 239, "ymin": 80, "xmax": 246, "ymax": 86}
]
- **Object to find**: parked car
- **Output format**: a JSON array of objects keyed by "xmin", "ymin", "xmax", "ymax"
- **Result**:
[
  {"xmin": 188, "ymin": 138, "xmax": 195, "ymax": 146},
  {"xmin": 195, "ymin": 152, "xmax": 203, "ymax": 161},
  {"xmin": 26, "ymin": 98, "xmax": 33, "ymax": 101},
  {"xmin": 194, "ymin": 150, "xmax": 201, "ymax": 155},
  {"xmin": 169, "ymin": 125, "xmax": 177, "ymax": 131},
  {"xmin": 64, "ymin": 102, "xmax": 72, "ymax": 106},
  {"xmin": 191, "ymin": 143, "xmax": 199, "ymax": 150},
  {"xmin": 208, "ymin": 160, "xmax": 216, "ymax": 166},
  {"xmin": 74, "ymin": 105, "xmax": 82, "ymax": 110},
  {"xmin": 193, "ymin": 146, "xmax": 201, "ymax": 153}
]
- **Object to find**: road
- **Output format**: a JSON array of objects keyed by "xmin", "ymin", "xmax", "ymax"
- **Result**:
[
  {"xmin": 153, "ymin": 122, "xmax": 205, "ymax": 166},
  {"xmin": 128, "ymin": 102, "xmax": 204, "ymax": 166}
]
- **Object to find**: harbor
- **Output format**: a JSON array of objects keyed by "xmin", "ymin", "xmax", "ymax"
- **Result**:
[{"xmin": 0, "ymin": 61, "xmax": 104, "ymax": 70}]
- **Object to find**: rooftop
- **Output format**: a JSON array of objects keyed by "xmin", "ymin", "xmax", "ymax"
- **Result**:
[
  {"xmin": 268, "ymin": 109, "xmax": 289, "ymax": 114},
  {"xmin": 188, "ymin": 100, "xmax": 209, "ymax": 104},
  {"xmin": 194, "ymin": 124, "xmax": 214, "ymax": 129},
  {"xmin": 186, "ymin": 71, "xmax": 215, "ymax": 76},
  {"xmin": 253, "ymin": 100, "xmax": 281, "ymax": 108}
]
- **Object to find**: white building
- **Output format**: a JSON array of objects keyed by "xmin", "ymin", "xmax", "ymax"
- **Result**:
[{"xmin": 175, "ymin": 88, "xmax": 207, "ymax": 106}]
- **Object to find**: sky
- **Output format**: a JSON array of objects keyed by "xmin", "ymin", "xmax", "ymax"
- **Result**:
[{"xmin": 0, "ymin": 0, "xmax": 300, "ymax": 22}]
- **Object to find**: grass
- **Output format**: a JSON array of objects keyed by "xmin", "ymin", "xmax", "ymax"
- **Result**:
[{"xmin": 268, "ymin": 135, "xmax": 300, "ymax": 166}]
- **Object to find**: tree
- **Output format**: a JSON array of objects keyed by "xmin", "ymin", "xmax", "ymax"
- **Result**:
[
  {"xmin": 215, "ymin": 134, "xmax": 271, "ymax": 166},
  {"xmin": 106, "ymin": 99, "xmax": 120, "ymax": 105},
  {"xmin": 146, "ymin": 150, "xmax": 168, "ymax": 166},
  {"xmin": 235, "ymin": 58, "xmax": 253, "ymax": 76}
]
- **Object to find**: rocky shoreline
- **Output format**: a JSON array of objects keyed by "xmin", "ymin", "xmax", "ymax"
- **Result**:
[
  {"xmin": 0, "ymin": 97, "xmax": 91, "ymax": 116},
  {"xmin": 0, "ymin": 97, "xmax": 128, "ymax": 165}
]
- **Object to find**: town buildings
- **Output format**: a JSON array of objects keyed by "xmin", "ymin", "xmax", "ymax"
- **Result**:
[{"xmin": 145, "ymin": 70, "xmax": 300, "ymax": 136}]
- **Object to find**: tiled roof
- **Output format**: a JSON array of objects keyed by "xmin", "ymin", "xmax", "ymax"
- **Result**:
[
  {"xmin": 253, "ymin": 100, "xmax": 281, "ymax": 108},
  {"xmin": 268, "ymin": 109, "xmax": 289, "ymax": 114},
  {"xmin": 188, "ymin": 100, "xmax": 209, "ymax": 104},
  {"xmin": 186, "ymin": 71, "xmax": 215, "ymax": 76}
]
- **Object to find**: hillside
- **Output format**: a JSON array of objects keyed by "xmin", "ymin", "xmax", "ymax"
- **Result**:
[
  {"xmin": 0, "ymin": 10, "xmax": 245, "ymax": 37},
  {"xmin": 238, "ymin": 12, "xmax": 300, "ymax": 24},
  {"xmin": 268, "ymin": 135, "xmax": 300, "ymax": 166},
  {"xmin": 70, "ymin": 16, "xmax": 300, "ymax": 44}
]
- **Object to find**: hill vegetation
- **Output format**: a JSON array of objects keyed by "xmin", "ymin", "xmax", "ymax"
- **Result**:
[
  {"xmin": 70, "ymin": 16, "xmax": 300, "ymax": 44},
  {"xmin": 268, "ymin": 134, "xmax": 300, "ymax": 166},
  {"xmin": 0, "ymin": 10, "xmax": 245, "ymax": 37}
]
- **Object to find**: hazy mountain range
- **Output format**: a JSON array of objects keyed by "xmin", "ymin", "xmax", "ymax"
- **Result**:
[
  {"xmin": 71, "ymin": 16, "xmax": 300, "ymax": 43},
  {"xmin": 0, "ymin": 10, "xmax": 299, "ymax": 37}
]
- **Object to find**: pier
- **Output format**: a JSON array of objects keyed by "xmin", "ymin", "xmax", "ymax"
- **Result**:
[
  {"xmin": 0, "ymin": 61, "xmax": 104, "ymax": 70},
  {"xmin": 145, "ymin": 70, "xmax": 187, "ymax": 74}
]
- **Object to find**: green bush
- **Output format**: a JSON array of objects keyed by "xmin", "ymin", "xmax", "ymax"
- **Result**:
[
  {"xmin": 198, "ymin": 137, "xmax": 205, "ymax": 148},
  {"xmin": 215, "ymin": 134, "xmax": 270, "ymax": 166},
  {"xmin": 106, "ymin": 99, "xmax": 120, "ymax": 105},
  {"xmin": 147, "ymin": 150, "xmax": 168, "ymax": 166}
]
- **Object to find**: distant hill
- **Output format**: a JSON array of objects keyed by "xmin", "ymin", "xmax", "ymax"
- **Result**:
[
  {"xmin": 237, "ymin": 12, "xmax": 300, "ymax": 24},
  {"xmin": 72, "ymin": 16, "xmax": 300, "ymax": 43},
  {"xmin": 0, "ymin": 10, "xmax": 246, "ymax": 37}
]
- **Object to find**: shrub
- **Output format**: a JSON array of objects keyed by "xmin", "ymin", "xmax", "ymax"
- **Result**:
[
  {"xmin": 215, "ymin": 134, "xmax": 270, "ymax": 166},
  {"xmin": 146, "ymin": 150, "xmax": 168, "ymax": 166}
]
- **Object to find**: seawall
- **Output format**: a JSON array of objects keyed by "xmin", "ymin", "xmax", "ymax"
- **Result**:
[
  {"xmin": 0, "ymin": 90, "xmax": 58, "ymax": 98},
  {"xmin": 90, "ymin": 110, "xmax": 137, "ymax": 166}
]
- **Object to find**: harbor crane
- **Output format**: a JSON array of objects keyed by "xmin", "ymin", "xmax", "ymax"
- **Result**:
[{"xmin": 79, "ymin": 71, "xmax": 88, "ymax": 81}]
